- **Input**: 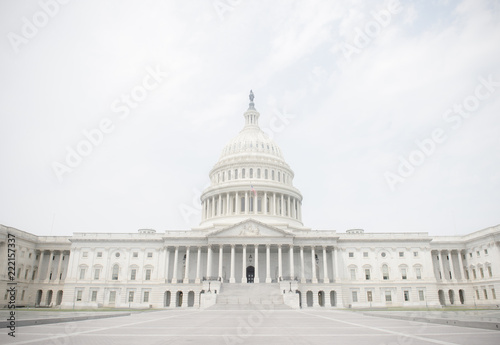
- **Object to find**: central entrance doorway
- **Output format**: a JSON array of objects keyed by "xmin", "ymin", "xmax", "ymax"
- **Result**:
[{"xmin": 246, "ymin": 266, "xmax": 255, "ymax": 283}]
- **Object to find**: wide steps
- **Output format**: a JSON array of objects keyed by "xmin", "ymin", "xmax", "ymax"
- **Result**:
[{"xmin": 210, "ymin": 283, "xmax": 290, "ymax": 310}]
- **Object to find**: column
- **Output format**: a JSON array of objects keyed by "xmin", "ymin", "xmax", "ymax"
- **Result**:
[
  {"xmin": 322, "ymin": 247, "xmax": 329, "ymax": 283},
  {"xmin": 44, "ymin": 250, "xmax": 53, "ymax": 282},
  {"xmin": 226, "ymin": 193, "xmax": 230, "ymax": 214},
  {"xmin": 164, "ymin": 247, "xmax": 170, "ymax": 282},
  {"xmin": 37, "ymin": 250, "xmax": 45, "ymax": 280},
  {"xmin": 218, "ymin": 245, "xmax": 224, "ymax": 280},
  {"xmin": 206, "ymin": 245, "xmax": 212, "ymax": 278},
  {"xmin": 245, "ymin": 192, "xmax": 248, "ymax": 214},
  {"xmin": 287, "ymin": 196, "xmax": 291, "ymax": 217},
  {"xmin": 278, "ymin": 245, "xmax": 283, "ymax": 280},
  {"xmin": 254, "ymin": 245, "xmax": 259, "ymax": 283},
  {"xmin": 195, "ymin": 247, "xmax": 201, "ymax": 283},
  {"xmin": 273, "ymin": 193, "xmax": 276, "ymax": 215},
  {"xmin": 291, "ymin": 198, "xmax": 295, "ymax": 219},
  {"xmin": 266, "ymin": 245, "xmax": 271, "ymax": 283},
  {"xmin": 235, "ymin": 192, "xmax": 239, "ymax": 214},
  {"xmin": 298, "ymin": 201, "xmax": 302, "ymax": 221},
  {"xmin": 280, "ymin": 194, "xmax": 284, "ymax": 216},
  {"xmin": 334, "ymin": 247, "xmax": 340, "ymax": 281},
  {"xmin": 438, "ymin": 251, "xmax": 446, "ymax": 280},
  {"xmin": 457, "ymin": 250, "xmax": 466, "ymax": 280},
  {"xmin": 218, "ymin": 194, "xmax": 222, "ymax": 216},
  {"xmin": 264, "ymin": 192, "xmax": 267, "ymax": 215},
  {"xmin": 241, "ymin": 245, "xmax": 247, "ymax": 283},
  {"xmin": 289, "ymin": 245, "xmax": 295, "ymax": 278},
  {"xmin": 300, "ymin": 246, "xmax": 306, "ymax": 283},
  {"xmin": 311, "ymin": 247, "xmax": 317, "ymax": 283},
  {"xmin": 183, "ymin": 247, "xmax": 190, "ymax": 283},
  {"xmin": 55, "ymin": 252, "xmax": 64, "ymax": 281},
  {"xmin": 230, "ymin": 245, "xmax": 235, "ymax": 283},
  {"xmin": 254, "ymin": 192, "xmax": 258, "ymax": 214},
  {"xmin": 201, "ymin": 200, "xmax": 205, "ymax": 220},
  {"xmin": 449, "ymin": 250, "xmax": 457, "ymax": 280},
  {"xmin": 172, "ymin": 247, "xmax": 179, "ymax": 284}
]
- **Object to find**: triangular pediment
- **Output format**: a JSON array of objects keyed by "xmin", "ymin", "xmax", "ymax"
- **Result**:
[{"xmin": 208, "ymin": 219, "xmax": 295, "ymax": 238}]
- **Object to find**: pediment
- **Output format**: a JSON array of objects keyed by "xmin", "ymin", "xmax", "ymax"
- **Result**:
[{"xmin": 208, "ymin": 219, "xmax": 294, "ymax": 238}]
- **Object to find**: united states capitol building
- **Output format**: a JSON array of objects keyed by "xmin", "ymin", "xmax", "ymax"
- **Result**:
[{"xmin": 1, "ymin": 92, "xmax": 499, "ymax": 310}]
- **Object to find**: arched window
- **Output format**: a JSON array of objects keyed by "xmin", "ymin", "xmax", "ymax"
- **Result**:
[
  {"xmin": 249, "ymin": 168, "xmax": 253, "ymax": 178},
  {"xmin": 265, "ymin": 169, "xmax": 268, "ymax": 179},
  {"xmin": 278, "ymin": 171, "xmax": 281, "ymax": 182},
  {"xmin": 112, "ymin": 264, "xmax": 119, "ymax": 280},
  {"xmin": 257, "ymin": 169, "xmax": 261, "ymax": 178},
  {"xmin": 242, "ymin": 168, "xmax": 246, "ymax": 178},
  {"xmin": 234, "ymin": 169, "xmax": 238, "ymax": 179},
  {"xmin": 272, "ymin": 170, "xmax": 275, "ymax": 180},
  {"xmin": 228, "ymin": 170, "xmax": 231, "ymax": 180},
  {"xmin": 382, "ymin": 265, "xmax": 389, "ymax": 280}
]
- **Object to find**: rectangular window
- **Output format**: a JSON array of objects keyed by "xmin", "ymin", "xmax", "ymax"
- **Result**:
[
  {"xmin": 492, "ymin": 289, "xmax": 496, "ymax": 299},
  {"xmin": 488, "ymin": 266, "xmax": 492, "ymax": 277},
  {"xmin": 109, "ymin": 291, "xmax": 116, "ymax": 303},
  {"xmin": 476, "ymin": 290, "xmax": 480, "ymax": 300},
  {"xmin": 413, "ymin": 251, "xmax": 418, "ymax": 257},
  {"xmin": 385, "ymin": 291, "xmax": 392, "ymax": 302},
  {"xmin": 477, "ymin": 251, "xmax": 480, "ymax": 257},
  {"xmin": 348, "ymin": 252, "xmax": 354, "ymax": 258},
  {"xmin": 257, "ymin": 197, "xmax": 262, "ymax": 212},
  {"xmin": 399, "ymin": 252, "xmax": 404, "ymax": 257},
  {"xmin": 131, "ymin": 269, "xmax": 137, "ymax": 281},
  {"xmin": 128, "ymin": 291, "xmax": 134, "ymax": 302},
  {"xmin": 484, "ymin": 249, "xmax": 488, "ymax": 255},
  {"xmin": 240, "ymin": 197, "xmax": 245, "ymax": 212},
  {"xmin": 473, "ymin": 269, "xmax": 477, "ymax": 279},
  {"xmin": 480, "ymin": 268, "xmax": 484, "ymax": 278},
  {"xmin": 25, "ymin": 269, "xmax": 29, "ymax": 280},
  {"xmin": 91, "ymin": 290, "xmax": 97, "ymax": 302},
  {"xmin": 401, "ymin": 268, "xmax": 407, "ymax": 280},
  {"xmin": 76, "ymin": 290, "xmax": 83, "ymax": 301},
  {"xmin": 484, "ymin": 289, "xmax": 488, "ymax": 299},
  {"xmin": 21, "ymin": 290, "xmax": 25, "ymax": 301},
  {"xmin": 79, "ymin": 268, "xmax": 85, "ymax": 280},
  {"xmin": 82, "ymin": 252, "xmax": 88, "ymax": 258},
  {"xmin": 147, "ymin": 252, "xmax": 153, "ymax": 258},
  {"xmin": 133, "ymin": 252, "xmax": 138, "ymax": 258},
  {"xmin": 94, "ymin": 269, "xmax": 100, "ymax": 280},
  {"xmin": 363, "ymin": 252, "xmax": 368, "ymax": 258},
  {"xmin": 352, "ymin": 291, "xmax": 358, "ymax": 302},
  {"xmin": 365, "ymin": 269, "xmax": 370, "ymax": 280},
  {"xmin": 145, "ymin": 269, "xmax": 151, "ymax": 280},
  {"xmin": 416, "ymin": 268, "xmax": 422, "ymax": 279},
  {"xmin": 469, "ymin": 252, "xmax": 472, "ymax": 258},
  {"xmin": 97, "ymin": 252, "xmax": 102, "ymax": 258},
  {"xmin": 143, "ymin": 291, "xmax": 150, "ymax": 303},
  {"xmin": 350, "ymin": 269, "xmax": 356, "ymax": 280},
  {"xmin": 418, "ymin": 290, "xmax": 425, "ymax": 301},
  {"xmin": 465, "ymin": 269, "xmax": 469, "ymax": 280},
  {"xmin": 404, "ymin": 290, "xmax": 410, "ymax": 301},
  {"xmin": 367, "ymin": 291, "xmax": 373, "ymax": 302}
]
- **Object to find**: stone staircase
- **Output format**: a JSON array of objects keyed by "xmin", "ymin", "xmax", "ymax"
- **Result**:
[{"xmin": 208, "ymin": 283, "xmax": 291, "ymax": 310}]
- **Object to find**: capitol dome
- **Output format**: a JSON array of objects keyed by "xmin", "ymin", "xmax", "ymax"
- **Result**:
[{"xmin": 198, "ymin": 91, "xmax": 305, "ymax": 230}]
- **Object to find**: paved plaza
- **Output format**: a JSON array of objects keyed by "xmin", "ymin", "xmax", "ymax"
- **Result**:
[{"xmin": 2, "ymin": 309, "xmax": 500, "ymax": 345}]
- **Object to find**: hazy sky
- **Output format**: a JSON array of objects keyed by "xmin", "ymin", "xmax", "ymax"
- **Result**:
[{"xmin": 1, "ymin": 0, "xmax": 499, "ymax": 237}]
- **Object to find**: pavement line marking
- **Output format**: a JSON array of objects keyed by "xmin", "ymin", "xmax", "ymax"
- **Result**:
[
  {"xmin": 300, "ymin": 311, "xmax": 461, "ymax": 345},
  {"xmin": 7, "ymin": 310, "xmax": 202, "ymax": 345}
]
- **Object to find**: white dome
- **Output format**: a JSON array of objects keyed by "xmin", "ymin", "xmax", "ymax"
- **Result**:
[{"xmin": 198, "ymin": 91, "xmax": 305, "ymax": 231}]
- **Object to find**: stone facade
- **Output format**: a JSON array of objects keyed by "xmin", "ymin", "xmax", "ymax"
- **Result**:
[{"xmin": 1, "ymin": 93, "xmax": 499, "ymax": 309}]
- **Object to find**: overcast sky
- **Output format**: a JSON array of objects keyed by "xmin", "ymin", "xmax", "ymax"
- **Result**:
[{"xmin": 1, "ymin": 0, "xmax": 499, "ymax": 237}]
